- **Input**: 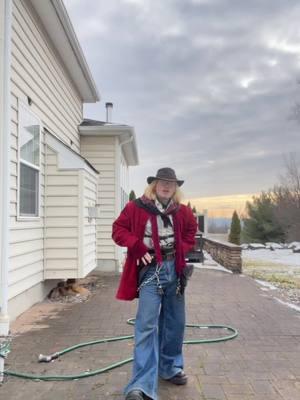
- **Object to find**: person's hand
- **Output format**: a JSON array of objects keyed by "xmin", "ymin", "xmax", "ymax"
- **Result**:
[{"xmin": 137, "ymin": 252, "xmax": 153, "ymax": 266}]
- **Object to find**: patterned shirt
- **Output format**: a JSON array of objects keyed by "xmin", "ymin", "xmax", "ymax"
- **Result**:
[{"xmin": 143, "ymin": 199, "xmax": 175, "ymax": 250}]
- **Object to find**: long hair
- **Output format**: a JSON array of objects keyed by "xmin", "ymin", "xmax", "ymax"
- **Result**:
[{"xmin": 144, "ymin": 181, "xmax": 183, "ymax": 204}]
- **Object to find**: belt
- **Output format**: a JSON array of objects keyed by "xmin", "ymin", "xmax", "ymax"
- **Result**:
[
  {"xmin": 161, "ymin": 253, "xmax": 175, "ymax": 261},
  {"xmin": 148, "ymin": 249, "xmax": 175, "ymax": 261}
]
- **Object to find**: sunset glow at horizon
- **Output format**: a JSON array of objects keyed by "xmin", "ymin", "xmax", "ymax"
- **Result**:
[{"xmin": 185, "ymin": 193, "xmax": 259, "ymax": 218}]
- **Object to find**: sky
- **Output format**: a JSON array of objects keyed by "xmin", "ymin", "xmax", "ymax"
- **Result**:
[{"xmin": 64, "ymin": 0, "xmax": 300, "ymax": 217}]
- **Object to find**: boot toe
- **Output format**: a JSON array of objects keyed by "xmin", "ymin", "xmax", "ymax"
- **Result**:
[
  {"xmin": 167, "ymin": 371, "xmax": 188, "ymax": 385},
  {"xmin": 125, "ymin": 389, "xmax": 145, "ymax": 400}
]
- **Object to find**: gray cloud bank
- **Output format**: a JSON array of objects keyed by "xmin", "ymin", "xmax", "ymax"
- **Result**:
[{"xmin": 65, "ymin": 0, "xmax": 300, "ymax": 198}]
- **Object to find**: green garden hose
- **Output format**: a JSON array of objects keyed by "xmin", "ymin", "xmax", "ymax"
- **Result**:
[{"xmin": 2, "ymin": 318, "xmax": 238, "ymax": 381}]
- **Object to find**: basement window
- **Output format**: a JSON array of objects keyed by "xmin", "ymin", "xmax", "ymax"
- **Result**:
[{"xmin": 18, "ymin": 102, "xmax": 41, "ymax": 218}]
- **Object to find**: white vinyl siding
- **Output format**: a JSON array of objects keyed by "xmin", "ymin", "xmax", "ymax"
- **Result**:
[
  {"xmin": 120, "ymin": 150, "xmax": 129, "ymax": 210},
  {"xmin": 82, "ymin": 174, "xmax": 98, "ymax": 273},
  {"xmin": 8, "ymin": 0, "xmax": 83, "ymax": 299},
  {"xmin": 11, "ymin": 0, "xmax": 82, "ymax": 149},
  {"xmin": 80, "ymin": 136, "xmax": 117, "ymax": 262},
  {"xmin": 44, "ymin": 147, "xmax": 97, "ymax": 279}
]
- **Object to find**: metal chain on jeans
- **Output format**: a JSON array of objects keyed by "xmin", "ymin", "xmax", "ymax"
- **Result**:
[
  {"xmin": 176, "ymin": 277, "xmax": 181, "ymax": 295},
  {"xmin": 137, "ymin": 263, "xmax": 183, "ymax": 296},
  {"xmin": 137, "ymin": 263, "xmax": 164, "ymax": 295}
]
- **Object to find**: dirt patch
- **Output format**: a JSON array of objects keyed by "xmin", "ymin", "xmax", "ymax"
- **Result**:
[
  {"xmin": 9, "ymin": 275, "xmax": 107, "ymax": 336},
  {"xmin": 46, "ymin": 274, "xmax": 106, "ymax": 304},
  {"xmin": 9, "ymin": 302, "xmax": 71, "ymax": 335}
]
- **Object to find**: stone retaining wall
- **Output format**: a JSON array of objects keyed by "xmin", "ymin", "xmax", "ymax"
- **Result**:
[{"xmin": 202, "ymin": 237, "xmax": 242, "ymax": 273}]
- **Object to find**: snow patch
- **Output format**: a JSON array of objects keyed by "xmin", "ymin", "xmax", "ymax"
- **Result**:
[
  {"xmin": 242, "ymin": 248, "xmax": 300, "ymax": 267},
  {"xmin": 288, "ymin": 241, "xmax": 300, "ymax": 249},
  {"xmin": 265, "ymin": 242, "xmax": 284, "ymax": 250},
  {"xmin": 193, "ymin": 250, "xmax": 233, "ymax": 273},
  {"xmin": 255, "ymin": 279, "xmax": 277, "ymax": 290},
  {"xmin": 248, "ymin": 243, "xmax": 266, "ymax": 249},
  {"xmin": 274, "ymin": 297, "xmax": 300, "ymax": 312},
  {"xmin": 193, "ymin": 262, "xmax": 233, "ymax": 274}
]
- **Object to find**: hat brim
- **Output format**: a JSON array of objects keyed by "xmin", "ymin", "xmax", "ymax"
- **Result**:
[{"xmin": 147, "ymin": 176, "xmax": 184, "ymax": 187}]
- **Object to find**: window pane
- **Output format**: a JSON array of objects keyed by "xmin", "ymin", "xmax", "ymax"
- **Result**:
[
  {"xmin": 20, "ymin": 106, "xmax": 40, "ymax": 166},
  {"xmin": 20, "ymin": 163, "xmax": 39, "ymax": 216}
]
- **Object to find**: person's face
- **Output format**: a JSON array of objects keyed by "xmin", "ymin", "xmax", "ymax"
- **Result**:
[{"xmin": 155, "ymin": 179, "xmax": 177, "ymax": 201}]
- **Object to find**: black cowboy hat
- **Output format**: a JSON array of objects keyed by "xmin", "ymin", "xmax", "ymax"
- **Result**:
[{"xmin": 147, "ymin": 167, "xmax": 184, "ymax": 186}]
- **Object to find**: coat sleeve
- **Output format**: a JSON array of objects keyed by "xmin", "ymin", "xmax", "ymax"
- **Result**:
[
  {"xmin": 112, "ymin": 202, "xmax": 149, "ymax": 259},
  {"xmin": 181, "ymin": 206, "xmax": 198, "ymax": 255}
]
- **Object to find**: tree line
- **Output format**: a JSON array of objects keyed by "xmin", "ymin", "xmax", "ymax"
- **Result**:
[
  {"xmin": 229, "ymin": 153, "xmax": 300, "ymax": 245},
  {"xmin": 128, "ymin": 153, "xmax": 300, "ymax": 246}
]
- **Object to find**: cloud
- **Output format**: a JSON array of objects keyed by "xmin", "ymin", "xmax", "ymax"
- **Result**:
[{"xmin": 64, "ymin": 0, "xmax": 300, "ymax": 199}]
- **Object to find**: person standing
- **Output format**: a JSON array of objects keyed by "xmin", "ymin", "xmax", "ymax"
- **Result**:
[{"xmin": 112, "ymin": 168, "xmax": 198, "ymax": 400}]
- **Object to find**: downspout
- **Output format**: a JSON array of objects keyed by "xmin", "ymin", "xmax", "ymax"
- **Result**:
[
  {"xmin": 119, "ymin": 132, "xmax": 134, "ymax": 200},
  {"xmin": 114, "ymin": 133, "xmax": 133, "ymax": 270},
  {"xmin": 119, "ymin": 133, "xmax": 134, "ymax": 197},
  {"xmin": 119, "ymin": 133, "xmax": 134, "ymax": 149},
  {"xmin": 0, "ymin": 0, "xmax": 12, "ymax": 371}
]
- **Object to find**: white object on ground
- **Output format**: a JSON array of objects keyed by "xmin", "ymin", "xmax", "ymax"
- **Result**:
[
  {"xmin": 194, "ymin": 251, "xmax": 233, "ymax": 273},
  {"xmin": 193, "ymin": 262, "xmax": 233, "ymax": 274},
  {"xmin": 242, "ymin": 248, "xmax": 300, "ymax": 267},
  {"xmin": 255, "ymin": 279, "xmax": 277, "ymax": 290},
  {"xmin": 248, "ymin": 243, "xmax": 266, "ymax": 249},
  {"xmin": 274, "ymin": 297, "xmax": 300, "ymax": 312},
  {"xmin": 265, "ymin": 242, "xmax": 284, "ymax": 250},
  {"xmin": 240, "ymin": 243, "xmax": 249, "ymax": 250},
  {"xmin": 288, "ymin": 241, "xmax": 300, "ymax": 249}
]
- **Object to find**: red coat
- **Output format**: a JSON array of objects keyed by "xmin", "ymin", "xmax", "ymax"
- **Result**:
[{"xmin": 112, "ymin": 200, "xmax": 198, "ymax": 300}]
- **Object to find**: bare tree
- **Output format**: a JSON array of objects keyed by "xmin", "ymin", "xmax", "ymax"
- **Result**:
[{"xmin": 271, "ymin": 152, "xmax": 300, "ymax": 241}]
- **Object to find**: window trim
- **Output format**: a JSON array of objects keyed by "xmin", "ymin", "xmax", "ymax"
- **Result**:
[{"xmin": 17, "ymin": 100, "xmax": 42, "ymax": 220}]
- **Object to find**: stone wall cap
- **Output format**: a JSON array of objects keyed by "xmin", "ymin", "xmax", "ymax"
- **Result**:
[{"xmin": 203, "ymin": 236, "xmax": 241, "ymax": 249}]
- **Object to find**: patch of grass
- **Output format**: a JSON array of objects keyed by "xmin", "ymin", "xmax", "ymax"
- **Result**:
[
  {"xmin": 242, "ymin": 259, "xmax": 290, "ymax": 270},
  {"xmin": 247, "ymin": 270, "xmax": 300, "ymax": 289}
]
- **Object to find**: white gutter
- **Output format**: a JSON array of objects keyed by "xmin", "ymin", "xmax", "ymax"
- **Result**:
[
  {"xmin": 29, "ymin": 0, "xmax": 100, "ymax": 103},
  {"xmin": 120, "ymin": 133, "xmax": 134, "ymax": 148},
  {"xmin": 79, "ymin": 124, "xmax": 139, "ymax": 166},
  {"xmin": 79, "ymin": 125, "xmax": 135, "ymax": 135},
  {"xmin": 120, "ymin": 132, "xmax": 139, "ymax": 166},
  {"xmin": 0, "ymin": 0, "xmax": 12, "ymax": 382},
  {"xmin": 51, "ymin": 0, "xmax": 100, "ymax": 102}
]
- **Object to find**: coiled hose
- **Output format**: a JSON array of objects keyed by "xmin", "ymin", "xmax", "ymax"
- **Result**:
[{"xmin": 2, "ymin": 318, "xmax": 238, "ymax": 381}]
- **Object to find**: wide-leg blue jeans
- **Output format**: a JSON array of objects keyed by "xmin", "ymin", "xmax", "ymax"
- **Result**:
[{"xmin": 124, "ymin": 260, "xmax": 185, "ymax": 400}]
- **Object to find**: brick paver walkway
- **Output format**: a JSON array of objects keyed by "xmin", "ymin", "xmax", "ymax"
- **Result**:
[{"xmin": 1, "ymin": 268, "xmax": 300, "ymax": 400}]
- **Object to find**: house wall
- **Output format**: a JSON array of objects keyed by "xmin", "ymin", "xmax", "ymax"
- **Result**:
[
  {"xmin": 44, "ymin": 147, "xmax": 97, "ymax": 280},
  {"xmin": 82, "ymin": 171, "xmax": 98, "ymax": 276},
  {"xmin": 8, "ymin": 0, "xmax": 84, "ymax": 320},
  {"xmin": 120, "ymin": 149, "xmax": 129, "ymax": 210},
  {"xmin": 80, "ymin": 135, "xmax": 119, "ymax": 272},
  {"xmin": 0, "ymin": 0, "xmax": 4, "ymax": 128},
  {"xmin": 114, "ymin": 146, "xmax": 130, "ymax": 269},
  {"xmin": 44, "ymin": 147, "xmax": 79, "ymax": 280},
  {"xmin": 11, "ymin": 0, "xmax": 83, "ymax": 149}
]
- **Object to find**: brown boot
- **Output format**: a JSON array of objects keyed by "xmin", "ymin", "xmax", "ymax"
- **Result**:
[
  {"xmin": 125, "ymin": 390, "xmax": 144, "ymax": 400},
  {"xmin": 167, "ymin": 371, "xmax": 188, "ymax": 385}
]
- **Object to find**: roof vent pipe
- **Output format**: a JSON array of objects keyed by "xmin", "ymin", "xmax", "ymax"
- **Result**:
[{"xmin": 105, "ymin": 102, "xmax": 113, "ymax": 123}]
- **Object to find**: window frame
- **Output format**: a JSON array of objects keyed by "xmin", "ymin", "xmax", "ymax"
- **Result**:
[{"xmin": 17, "ymin": 101, "xmax": 42, "ymax": 220}]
